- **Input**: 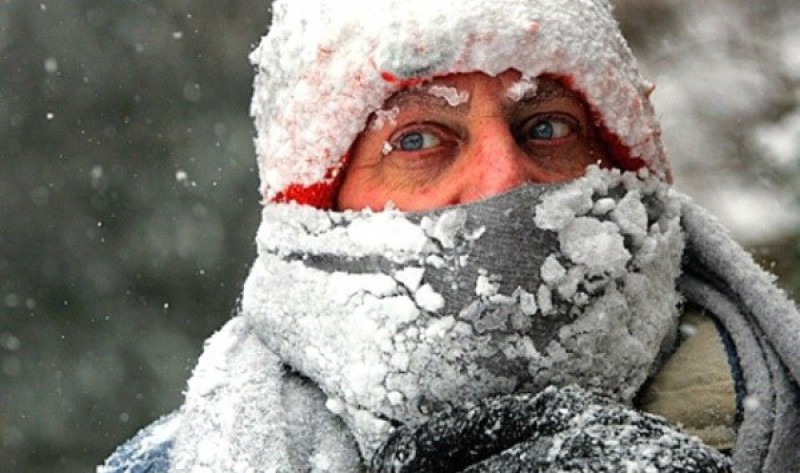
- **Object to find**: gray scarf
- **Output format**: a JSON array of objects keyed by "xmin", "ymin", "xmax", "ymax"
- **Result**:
[
  {"xmin": 242, "ymin": 167, "xmax": 685, "ymax": 458},
  {"xmin": 151, "ymin": 170, "xmax": 800, "ymax": 473}
]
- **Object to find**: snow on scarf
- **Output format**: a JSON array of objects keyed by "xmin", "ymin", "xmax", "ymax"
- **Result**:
[
  {"xmin": 104, "ymin": 191, "xmax": 800, "ymax": 471},
  {"xmin": 143, "ymin": 191, "xmax": 800, "ymax": 473},
  {"xmin": 240, "ymin": 168, "xmax": 683, "ymax": 459},
  {"xmin": 167, "ymin": 168, "xmax": 688, "ymax": 471}
]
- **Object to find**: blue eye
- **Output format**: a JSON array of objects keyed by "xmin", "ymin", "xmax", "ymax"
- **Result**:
[
  {"xmin": 531, "ymin": 121, "xmax": 554, "ymax": 139},
  {"xmin": 398, "ymin": 131, "xmax": 441, "ymax": 151},
  {"xmin": 528, "ymin": 119, "xmax": 571, "ymax": 140}
]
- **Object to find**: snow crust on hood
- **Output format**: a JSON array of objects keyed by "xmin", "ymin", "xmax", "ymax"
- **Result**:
[
  {"xmin": 250, "ymin": 0, "xmax": 666, "ymax": 203},
  {"xmin": 242, "ymin": 167, "xmax": 684, "ymax": 458}
]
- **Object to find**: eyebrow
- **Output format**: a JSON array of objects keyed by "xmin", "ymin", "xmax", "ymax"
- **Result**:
[
  {"xmin": 377, "ymin": 80, "xmax": 582, "ymax": 120},
  {"xmin": 382, "ymin": 86, "xmax": 472, "ymax": 115},
  {"xmin": 509, "ymin": 85, "xmax": 580, "ymax": 116}
]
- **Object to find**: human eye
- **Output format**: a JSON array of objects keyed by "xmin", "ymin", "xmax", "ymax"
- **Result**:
[
  {"xmin": 393, "ymin": 129, "xmax": 441, "ymax": 151},
  {"xmin": 522, "ymin": 115, "xmax": 577, "ymax": 142},
  {"xmin": 387, "ymin": 122, "xmax": 457, "ymax": 158},
  {"xmin": 382, "ymin": 123, "xmax": 459, "ymax": 177}
]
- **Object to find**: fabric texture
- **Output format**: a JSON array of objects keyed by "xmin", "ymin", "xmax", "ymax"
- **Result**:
[
  {"xmin": 167, "ymin": 316, "xmax": 362, "ymax": 472},
  {"xmin": 677, "ymin": 197, "xmax": 800, "ymax": 473},
  {"xmin": 638, "ymin": 309, "xmax": 738, "ymax": 450},
  {"xmin": 98, "ymin": 413, "xmax": 178, "ymax": 473},
  {"xmin": 371, "ymin": 386, "xmax": 731, "ymax": 472}
]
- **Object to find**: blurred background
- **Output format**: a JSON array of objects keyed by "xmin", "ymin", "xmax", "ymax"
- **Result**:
[{"xmin": 1, "ymin": 0, "xmax": 798, "ymax": 471}]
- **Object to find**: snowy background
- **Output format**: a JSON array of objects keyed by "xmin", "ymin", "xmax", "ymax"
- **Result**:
[{"xmin": 0, "ymin": 1, "xmax": 798, "ymax": 471}]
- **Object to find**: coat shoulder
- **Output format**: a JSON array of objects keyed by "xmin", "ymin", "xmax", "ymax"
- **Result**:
[{"xmin": 97, "ymin": 412, "xmax": 180, "ymax": 473}]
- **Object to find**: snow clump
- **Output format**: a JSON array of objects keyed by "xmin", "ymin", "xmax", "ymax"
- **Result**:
[
  {"xmin": 506, "ymin": 76, "xmax": 538, "ymax": 101},
  {"xmin": 527, "ymin": 166, "xmax": 685, "ymax": 402},
  {"xmin": 370, "ymin": 106, "xmax": 401, "ymax": 131},
  {"xmin": 427, "ymin": 84, "xmax": 470, "ymax": 107}
]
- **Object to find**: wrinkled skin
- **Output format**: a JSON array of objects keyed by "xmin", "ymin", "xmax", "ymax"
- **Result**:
[{"xmin": 337, "ymin": 70, "xmax": 612, "ymax": 211}]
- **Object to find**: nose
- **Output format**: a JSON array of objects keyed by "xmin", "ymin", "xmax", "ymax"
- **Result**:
[{"xmin": 455, "ymin": 120, "xmax": 530, "ymax": 204}]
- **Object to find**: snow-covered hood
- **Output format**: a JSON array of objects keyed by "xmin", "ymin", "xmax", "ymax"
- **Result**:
[
  {"xmin": 242, "ymin": 167, "xmax": 685, "ymax": 457},
  {"xmin": 250, "ymin": 0, "xmax": 667, "ymax": 206}
]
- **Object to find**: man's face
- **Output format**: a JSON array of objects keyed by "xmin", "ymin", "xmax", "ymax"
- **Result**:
[{"xmin": 336, "ymin": 69, "xmax": 611, "ymax": 211}]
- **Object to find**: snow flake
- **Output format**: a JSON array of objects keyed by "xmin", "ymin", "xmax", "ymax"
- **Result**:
[
  {"xmin": 345, "ymin": 211, "xmax": 432, "ymax": 258},
  {"xmin": 488, "ymin": 293, "xmax": 516, "ymax": 305},
  {"xmin": 44, "ymin": 57, "xmax": 58, "ymax": 73},
  {"xmin": 511, "ymin": 309, "xmax": 534, "ymax": 330},
  {"xmin": 754, "ymin": 110, "xmax": 800, "ymax": 169},
  {"xmin": 743, "ymin": 395, "xmax": 761, "ymax": 412},
  {"xmin": 424, "ymin": 315, "xmax": 456, "ymax": 339},
  {"xmin": 557, "ymin": 266, "xmax": 585, "ymax": 301},
  {"xmin": 679, "ymin": 323, "xmax": 698, "ymax": 338},
  {"xmin": 389, "ymin": 352, "xmax": 410, "ymax": 371}
]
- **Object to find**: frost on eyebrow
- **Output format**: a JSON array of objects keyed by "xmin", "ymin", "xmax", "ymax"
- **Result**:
[
  {"xmin": 370, "ymin": 106, "xmax": 401, "ymax": 132},
  {"xmin": 426, "ymin": 84, "xmax": 470, "ymax": 107},
  {"xmin": 506, "ymin": 76, "xmax": 538, "ymax": 102}
]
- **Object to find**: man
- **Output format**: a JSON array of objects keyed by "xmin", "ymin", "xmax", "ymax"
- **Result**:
[{"xmin": 101, "ymin": 1, "xmax": 800, "ymax": 471}]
